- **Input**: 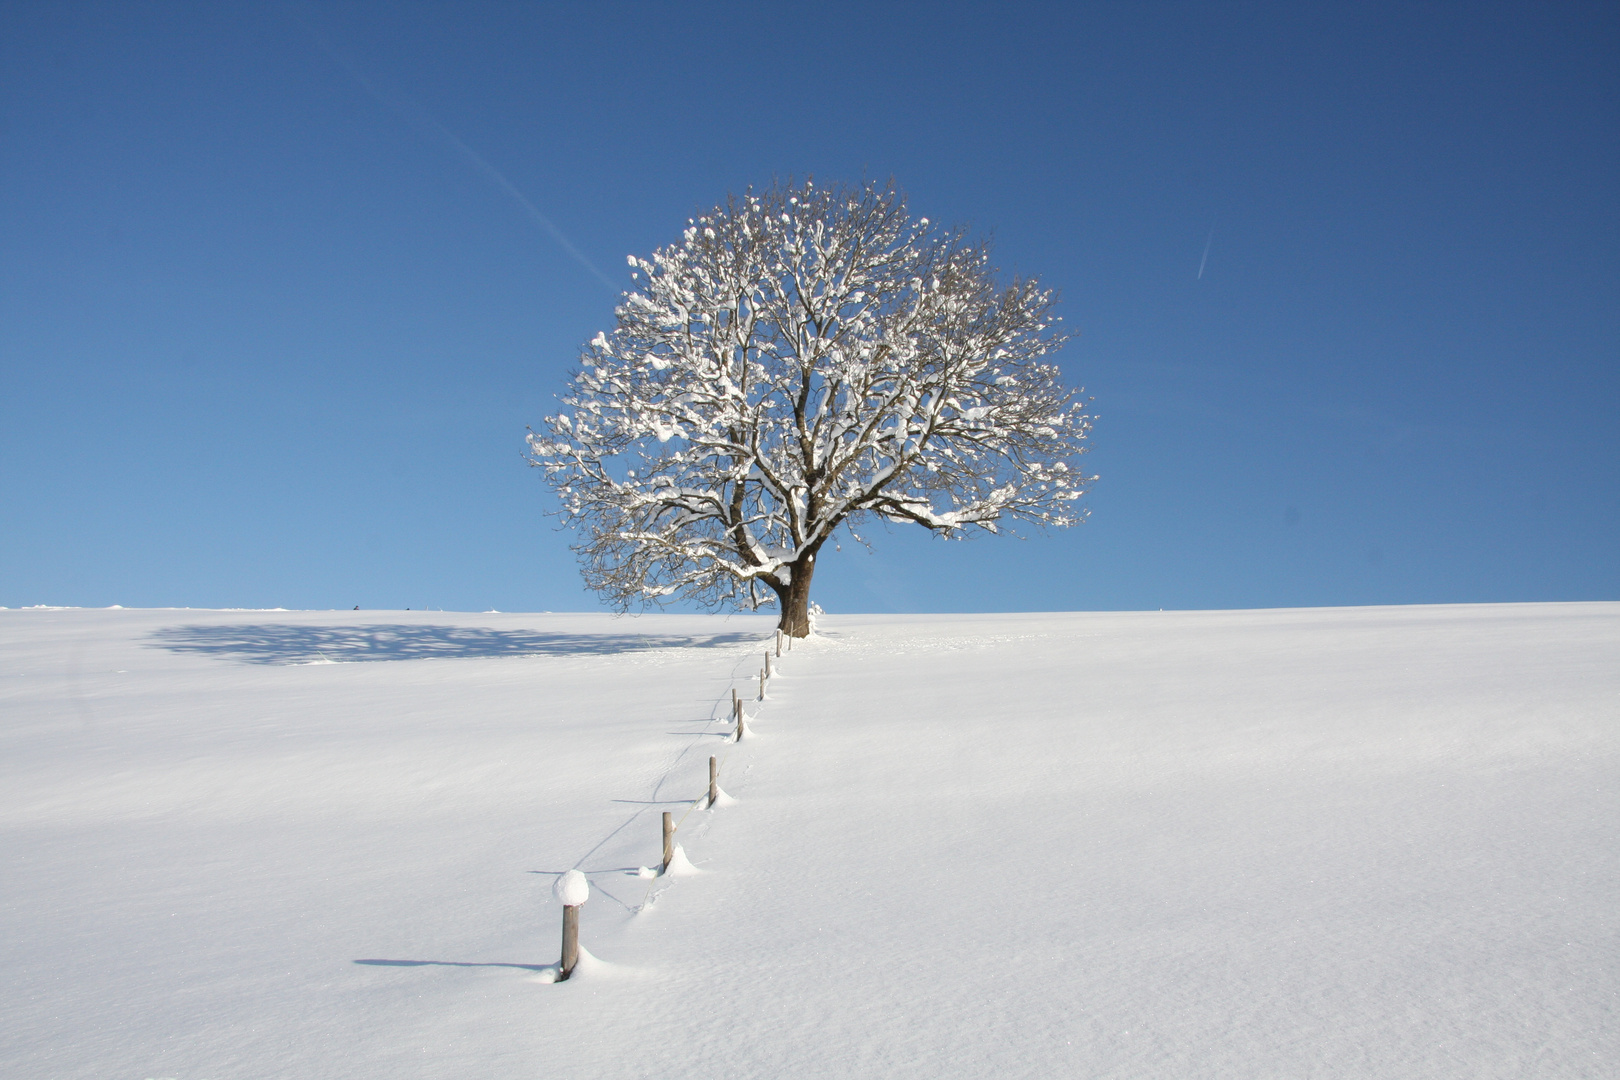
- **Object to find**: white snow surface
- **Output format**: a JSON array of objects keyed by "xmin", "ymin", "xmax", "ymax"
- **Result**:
[{"xmin": 2, "ymin": 603, "xmax": 1616, "ymax": 1078}]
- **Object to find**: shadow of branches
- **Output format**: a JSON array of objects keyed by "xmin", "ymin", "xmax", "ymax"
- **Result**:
[{"xmin": 146, "ymin": 622, "xmax": 760, "ymax": 665}]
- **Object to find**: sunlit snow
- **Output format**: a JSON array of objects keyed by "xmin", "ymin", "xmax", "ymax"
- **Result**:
[{"xmin": 2, "ymin": 603, "xmax": 1615, "ymax": 1078}]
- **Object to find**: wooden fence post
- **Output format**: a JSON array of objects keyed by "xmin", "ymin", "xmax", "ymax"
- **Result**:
[
  {"xmin": 553, "ymin": 869, "xmax": 588, "ymax": 982},
  {"xmin": 734, "ymin": 696, "xmax": 746, "ymax": 740},
  {"xmin": 662, "ymin": 811, "xmax": 674, "ymax": 871},
  {"xmin": 760, "ymin": 668, "xmax": 766, "ymax": 700},
  {"xmin": 709, "ymin": 755, "xmax": 718, "ymax": 807},
  {"xmin": 775, "ymin": 630, "xmax": 782, "ymax": 657},
  {"xmin": 765, "ymin": 650, "xmax": 773, "ymax": 677},
  {"xmin": 560, "ymin": 905, "xmax": 579, "ymax": 981}
]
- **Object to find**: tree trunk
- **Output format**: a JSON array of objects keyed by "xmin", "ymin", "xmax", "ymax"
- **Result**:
[{"xmin": 776, "ymin": 544, "xmax": 821, "ymax": 637}]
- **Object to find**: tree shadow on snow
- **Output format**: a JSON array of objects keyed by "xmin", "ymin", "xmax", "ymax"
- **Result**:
[
  {"xmin": 353, "ymin": 958, "xmax": 548, "ymax": 971},
  {"xmin": 146, "ymin": 622, "xmax": 760, "ymax": 665}
]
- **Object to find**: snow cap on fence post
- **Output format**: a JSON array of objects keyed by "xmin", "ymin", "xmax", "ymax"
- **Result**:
[{"xmin": 554, "ymin": 869, "xmax": 590, "ymax": 907}]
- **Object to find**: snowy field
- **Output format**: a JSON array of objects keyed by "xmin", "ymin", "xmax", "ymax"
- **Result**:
[{"xmin": 2, "ymin": 603, "xmax": 1616, "ymax": 1079}]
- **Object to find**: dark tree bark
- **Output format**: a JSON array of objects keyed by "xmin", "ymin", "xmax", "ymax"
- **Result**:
[{"xmin": 772, "ymin": 543, "xmax": 822, "ymax": 637}]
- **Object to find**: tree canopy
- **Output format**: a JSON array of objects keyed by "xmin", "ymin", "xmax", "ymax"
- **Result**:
[{"xmin": 528, "ymin": 179, "xmax": 1094, "ymax": 634}]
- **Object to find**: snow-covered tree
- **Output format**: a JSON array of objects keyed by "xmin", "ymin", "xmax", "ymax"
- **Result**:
[{"xmin": 527, "ymin": 179, "xmax": 1094, "ymax": 636}]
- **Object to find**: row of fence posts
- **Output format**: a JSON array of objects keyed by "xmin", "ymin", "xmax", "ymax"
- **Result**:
[{"xmin": 552, "ymin": 628, "xmax": 793, "ymax": 980}]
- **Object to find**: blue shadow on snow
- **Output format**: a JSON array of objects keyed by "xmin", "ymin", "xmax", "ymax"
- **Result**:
[
  {"xmin": 146, "ymin": 622, "xmax": 759, "ymax": 665},
  {"xmin": 353, "ymin": 958, "xmax": 548, "ymax": 970}
]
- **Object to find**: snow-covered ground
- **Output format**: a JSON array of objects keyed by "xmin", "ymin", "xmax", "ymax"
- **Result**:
[{"xmin": 2, "ymin": 603, "xmax": 1616, "ymax": 1078}]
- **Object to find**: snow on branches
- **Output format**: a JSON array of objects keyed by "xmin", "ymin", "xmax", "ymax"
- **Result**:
[{"xmin": 527, "ymin": 178, "xmax": 1094, "ymax": 634}]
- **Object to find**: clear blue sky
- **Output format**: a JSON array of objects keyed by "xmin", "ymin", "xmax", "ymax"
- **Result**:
[{"xmin": 2, "ymin": 1, "xmax": 1615, "ymax": 613}]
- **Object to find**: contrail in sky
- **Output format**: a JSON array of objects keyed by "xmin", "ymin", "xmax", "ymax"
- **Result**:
[
  {"xmin": 297, "ymin": 17, "xmax": 619, "ymax": 292},
  {"xmin": 1197, "ymin": 225, "xmax": 1214, "ymax": 280}
]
